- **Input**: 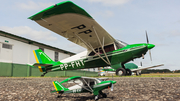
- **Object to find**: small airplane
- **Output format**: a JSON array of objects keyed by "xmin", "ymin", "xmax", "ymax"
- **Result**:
[
  {"xmin": 100, "ymin": 63, "xmax": 164, "ymax": 76},
  {"xmin": 51, "ymin": 76, "xmax": 116, "ymax": 100},
  {"xmin": 29, "ymin": 1, "xmax": 155, "ymax": 76}
]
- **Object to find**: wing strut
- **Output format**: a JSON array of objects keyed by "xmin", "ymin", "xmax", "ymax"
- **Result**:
[
  {"xmin": 74, "ymin": 33, "xmax": 110, "ymax": 65},
  {"xmin": 92, "ymin": 26, "xmax": 111, "ymax": 65},
  {"xmin": 82, "ymin": 78, "xmax": 94, "ymax": 92},
  {"xmin": 73, "ymin": 80, "xmax": 93, "ymax": 93}
]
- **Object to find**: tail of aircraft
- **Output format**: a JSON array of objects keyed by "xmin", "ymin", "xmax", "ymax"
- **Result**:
[
  {"xmin": 33, "ymin": 49, "xmax": 56, "ymax": 72},
  {"xmin": 52, "ymin": 81, "xmax": 67, "ymax": 93}
]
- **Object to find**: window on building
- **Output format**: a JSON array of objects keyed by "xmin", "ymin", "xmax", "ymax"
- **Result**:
[
  {"xmin": 55, "ymin": 51, "xmax": 59, "ymax": 62},
  {"xmin": 2, "ymin": 43, "xmax": 12, "ymax": 49},
  {"xmin": 39, "ymin": 47, "xmax": 44, "ymax": 52}
]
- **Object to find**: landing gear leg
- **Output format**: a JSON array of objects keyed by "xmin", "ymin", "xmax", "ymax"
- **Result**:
[{"xmin": 99, "ymin": 90, "xmax": 107, "ymax": 98}]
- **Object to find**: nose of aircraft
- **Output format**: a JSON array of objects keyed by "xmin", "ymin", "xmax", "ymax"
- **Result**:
[
  {"xmin": 111, "ymin": 81, "xmax": 116, "ymax": 84},
  {"xmin": 147, "ymin": 44, "xmax": 155, "ymax": 49}
]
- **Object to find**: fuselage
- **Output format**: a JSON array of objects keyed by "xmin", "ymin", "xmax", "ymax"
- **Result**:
[{"xmin": 50, "ymin": 43, "xmax": 155, "ymax": 72}]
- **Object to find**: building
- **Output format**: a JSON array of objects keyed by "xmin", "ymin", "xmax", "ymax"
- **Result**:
[
  {"xmin": 0, "ymin": 30, "xmax": 75, "ymax": 66},
  {"xmin": 0, "ymin": 30, "xmax": 96, "ymax": 77}
]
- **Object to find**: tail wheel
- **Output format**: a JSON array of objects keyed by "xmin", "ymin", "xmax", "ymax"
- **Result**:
[
  {"xmin": 136, "ymin": 71, "xmax": 141, "ymax": 76},
  {"xmin": 126, "ymin": 69, "xmax": 132, "ymax": 75},
  {"xmin": 116, "ymin": 68, "xmax": 126, "ymax": 76}
]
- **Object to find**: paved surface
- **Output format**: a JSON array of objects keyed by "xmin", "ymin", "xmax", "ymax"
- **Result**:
[{"xmin": 0, "ymin": 77, "xmax": 180, "ymax": 101}]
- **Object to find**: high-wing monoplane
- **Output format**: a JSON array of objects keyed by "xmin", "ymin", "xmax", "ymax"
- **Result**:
[
  {"xmin": 100, "ymin": 63, "xmax": 164, "ymax": 76},
  {"xmin": 29, "ymin": 1, "xmax": 155, "ymax": 76},
  {"xmin": 51, "ymin": 76, "xmax": 116, "ymax": 100}
]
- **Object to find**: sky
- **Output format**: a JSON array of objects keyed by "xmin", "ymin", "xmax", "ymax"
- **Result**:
[{"xmin": 0, "ymin": 0, "xmax": 180, "ymax": 70}]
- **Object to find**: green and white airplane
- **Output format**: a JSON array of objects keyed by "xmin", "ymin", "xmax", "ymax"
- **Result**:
[
  {"xmin": 51, "ymin": 76, "xmax": 116, "ymax": 100},
  {"xmin": 30, "ymin": 1, "xmax": 155, "ymax": 76},
  {"xmin": 100, "ymin": 63, "xmax": 164, "ymax": 76}
]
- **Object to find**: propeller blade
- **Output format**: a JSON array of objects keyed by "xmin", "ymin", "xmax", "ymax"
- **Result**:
[
  {"xmin": 149, "ymin": 50, "xmax": 152, "ymax": 61},
  {"xmin": 146, "ymin": 30, "xmax": 149, "ymax": 44},
  {"xmin": 145, "ymin": 30, "xmax": 153, "ymax": 62},
  {"xmin": 111, "ymin": 83, "xmax": 114, "ymax": 91}
]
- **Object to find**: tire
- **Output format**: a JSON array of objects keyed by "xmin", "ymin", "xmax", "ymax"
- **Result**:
[
  {"xmin": 126, "ymin": 69, "xmax": 132, "ymax": 75},
  {"xmin": 116, "ymin": 68, "xmax": 126, "ymax": 76},
  {"xmin": 102, "ymin": 93, "xmax": 107, "ymax": 98}
]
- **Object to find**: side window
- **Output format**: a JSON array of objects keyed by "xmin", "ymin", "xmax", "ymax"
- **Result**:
[
  {"xmin": 39, "ymin": 47, "xmax": 44, "ymax": 52},
  {"xmin": 2, "ymin": 43, "xmax": 12, "ymax": 49},
  {"xmin": 54, "ymin": 51, "xmax": 59, "ymax": 62}
]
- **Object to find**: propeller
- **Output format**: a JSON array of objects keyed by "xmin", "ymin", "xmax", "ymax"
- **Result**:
[
  {"xmin": 145, "ymin": 31, "xmax": 153, "ymax": 62},
  {"xmin": 111, "ymin": 83, "xmax": 114, "ymax": 91},
  {"xmin": 110, "ymin": 75, "xmax": 114, "ymax": 91}
]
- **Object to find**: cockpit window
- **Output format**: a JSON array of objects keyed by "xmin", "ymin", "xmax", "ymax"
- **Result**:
[
  {"xmin": 88, "ymin": 40, "xmax": 128, "ymax": 56},
  {"xmin": 88, "ymin": 44, "xmax": 115, "ymax": 56},
  {"xmin": 115, "ymin": 40, "xmax": 128, "ymax": 49}
]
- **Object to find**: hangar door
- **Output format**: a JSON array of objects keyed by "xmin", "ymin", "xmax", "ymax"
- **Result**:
[{"xmin": 0, "ymin": 43, "xmax": 13, "ymax": 62}]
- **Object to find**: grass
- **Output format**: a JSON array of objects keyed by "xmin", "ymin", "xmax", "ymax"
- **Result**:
[
  {"xmin": 101, "ymin": 73, "xmax": 180, "ymax": 78},
  {"xmin": 1, "ymin": 73, "xmax": 180, "ymax": 78}
]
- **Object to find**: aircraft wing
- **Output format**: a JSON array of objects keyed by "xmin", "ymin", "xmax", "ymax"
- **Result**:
[
  {"xmin": 131, "ymin": 64, "xmax": 164, "ymax": 72},
  {"xmin": 29, "ymin": 1, "xmax": 116, "ymax": 51}
]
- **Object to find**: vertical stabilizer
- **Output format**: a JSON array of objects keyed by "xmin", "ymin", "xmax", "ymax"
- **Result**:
[
  {"xmin": 33, "ymin": 49, "xmax": 54, "ymax": 72},
  {"xmin": 52, "ymin": 81, "xmax": 68, "ymax": 93}
]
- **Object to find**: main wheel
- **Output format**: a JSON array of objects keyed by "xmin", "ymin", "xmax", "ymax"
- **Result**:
[
  {"xmin": 126, "ymin": 69, "xmax": 132, "ymax": 75},
  {"xmin": 116, "ymin": 68, "xmax": 126, "ymax": 76},
  {"xmin": 102, "ymin": 93, "xmax": 107, "ymax": 98}
]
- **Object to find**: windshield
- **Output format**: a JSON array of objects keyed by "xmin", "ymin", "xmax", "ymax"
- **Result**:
[{"xmin": 115, "ymin": 40, "xmax": 128, "ymax": 49}]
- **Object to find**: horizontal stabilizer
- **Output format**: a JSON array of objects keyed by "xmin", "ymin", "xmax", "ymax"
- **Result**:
[
  {"xmin": 33, "ymin": 63, "xmax": 53, "ymax": 67},
  {"xmin": 50, "ymin": 90, "xmax": 64, "ymax": 93},
  {"xmin": 102, "ymin": 69, "xmax": 115, "ymax": 71},
  {"xmin": 131, "ymin": 64, "xmax": 164, "ymax": 72}
]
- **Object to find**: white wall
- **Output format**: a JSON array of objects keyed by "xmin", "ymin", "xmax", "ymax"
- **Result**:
[
  {"xmin": 59, "ymin": 52, "xmax": 70, "ymax": 61},
  {"xmin": 13, "ymin": 40, "xmax": 30, "ymax": 64},
  {"xmin": 0, "ymin": 42, "xmax": 13, "ymax": 63},
  {"xmin": 44, "ymin": 48, "xmax": 54, "ymax": 61},
  {"xmin": 29, "ymin": 45, "xmax": 39, "ymax": 64},
  {"xmin": 0, "ymin": 35, "xmax": 71, "ymax": 65},
  {"xmin": 0, "ymin": 36, "xmax": 14, "ymax": 63}
]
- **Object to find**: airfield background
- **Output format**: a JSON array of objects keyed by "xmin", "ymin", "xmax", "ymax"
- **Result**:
[{"xmin": 0, "ymin": 30, "xmax": 98, "ymax": 77}]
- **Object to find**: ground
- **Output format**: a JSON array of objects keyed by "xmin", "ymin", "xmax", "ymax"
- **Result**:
[{"xmin": 0, "ymin": 76, "xmax": 180, "ymax": 101}]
